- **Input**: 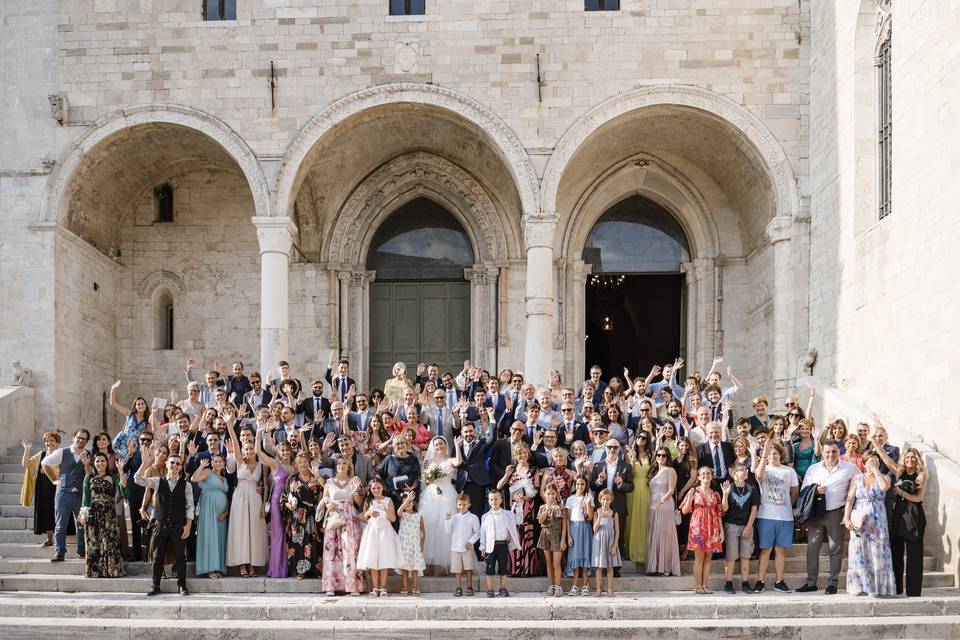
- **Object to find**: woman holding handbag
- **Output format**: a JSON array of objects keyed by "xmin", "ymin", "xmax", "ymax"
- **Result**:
[
  {"xmin": 282, "ymin": 452, "xmax": 324, "ymax": 580},
  {"xmin": 889, "ymin": 447, "xmax": 927, "ymax": 596},
  {"xmin": 320, "ymin": 456, "xmax": 365, "ymax": 595},
  {"xmin": 843, "ymin": 451, "xmax": 896, "ymax": 596}
]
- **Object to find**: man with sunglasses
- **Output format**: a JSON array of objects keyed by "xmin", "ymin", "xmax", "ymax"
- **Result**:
[
  {"xmin": 136, "ymin": 448, "xmax": 193, "ymax": 596},
  {"xmin": 43, "ymin": 429, "xmax": 91, "ymax": 562},
  {"xmin": 123, "ymin": 432, "xmax": 154, "ymax": 561},
  {"xmin": 243, "ymin": 372, "xmax": 272, "ymax": 415},
  {"xmin": 557, "ymin": 402, "xmax": 589, "ymax": 445},
  {"xmin": 590, "ymin": 438, "xmax": 633, "ymax": 565},
  {"xmin": 423, "ymin": 389, "xmax": 457, "ymax": 449}
]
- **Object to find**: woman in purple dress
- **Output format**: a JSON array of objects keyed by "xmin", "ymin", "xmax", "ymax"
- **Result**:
[{"xmin": 256, "ymin": 429, "xmax": 294, "ymax": 578}]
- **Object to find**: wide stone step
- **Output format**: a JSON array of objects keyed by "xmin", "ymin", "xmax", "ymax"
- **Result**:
[
  {"xmin": 0, "ymin": 517, "xmax": 28, "ymax": 530},
  {"xmin": 0, "ymin": 571, "xmax": 953, "ymax": 593},
  {"xmin": 0, "ymin": 492, "xmax": 24, "ymax": 505},
  {"xmin": 0, "ymin": 484, "xmax": 21, "ymax": 495},
  {"xmin": 0, "ymin": 505, "xmax": 31, "ymax": 518},
  {"xmin": 3, "ymin": 614, "xmax": 960, "ymax": 640},
  {"xmin": 2, "ymin": 590, "xmax": 959, "ymax": 621}
]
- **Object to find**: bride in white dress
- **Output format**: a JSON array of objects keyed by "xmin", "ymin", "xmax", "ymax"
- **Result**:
[{"xmin": 419, "ymin": 436, "xmax": 463, "ymax": 570}]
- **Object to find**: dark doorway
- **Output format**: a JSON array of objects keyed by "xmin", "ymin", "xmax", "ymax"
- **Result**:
[
  {"xmin": 582, "ymin": 194, "xmax": 690, "ymax": 379},
  {"xmin": 585, "ymin": 274, "xmax": 683, "ymax": 379}
]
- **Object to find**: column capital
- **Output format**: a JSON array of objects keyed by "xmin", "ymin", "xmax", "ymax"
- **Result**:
[
  {"xmin": 766, "ymin": 215, "xmax": 794, "ymax": 245},
  {"xmin": 523, "ymin": 213, "xmax": 558, "ymax": 250},
  {"xmin": 253, "ymin": 216, "xmax": 297, "ymax": 255}
]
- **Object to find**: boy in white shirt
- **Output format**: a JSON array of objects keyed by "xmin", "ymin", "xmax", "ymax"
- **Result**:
[
  {"xmin": 444, "ymin": 492, "xmax": 481, "ymax": 597},
  {"xmin": 479, "ymin": 490, "xmax": 520, "ymax": 597}
]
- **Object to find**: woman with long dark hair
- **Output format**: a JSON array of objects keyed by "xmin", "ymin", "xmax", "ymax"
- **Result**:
[
  {"xmin": 79, "ymin": 452, "xmax": 126, "ymax": 578},
  {"xmin": 108, "ymin": 379, "xmax": 151, "ymax": 455}
]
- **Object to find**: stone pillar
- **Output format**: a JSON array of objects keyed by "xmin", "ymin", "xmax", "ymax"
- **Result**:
[
  {"xmin": 253, "ymin": 216, "xmax": 297, "ymax": 374},
  {"xmin": 466, "ymin": 266, "xmax": 500, "ymax": 370},
  {"xmin": 686, "ymin": 257, "xmax": 715, "ymax": 370},
  {"xmin": 523, "ymin": 215, "xmax": 558, "ymax": 386},
  {"xmin": 767, "ymin": 216, "xmax": 795, "ymax": 403}
]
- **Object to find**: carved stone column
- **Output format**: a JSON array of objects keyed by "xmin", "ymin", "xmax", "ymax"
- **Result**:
[
  {"xmin": 767, "ymin": 215, "xmax": 795, "ymax": 402},
  {"xmin": 568, "ymin": 258, "xmax": 592, "ymax": 386},
  {"xmin": 253, "ymin": 216, "xmax": 297, "ymax": 374},
  {"xmin": 523, "ymin": 215, "xmax": 558, "ymax": 385},
  {"xmin": 466, "ymin": 266, "xmax": 500, "ymax": 370}
]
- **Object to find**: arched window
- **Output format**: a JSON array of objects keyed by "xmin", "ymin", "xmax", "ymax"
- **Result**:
[
  {"xmin": 582, "ymin": 195, "xmax": 690, "ymax": 273},
  {"xmin": 585, "ymin": 0, "xmax": 619, "ymax": 10},
  {"xmin": 366, "ymin": 198, "xmax": 474, "ymax": 280},
  {"xmin": 876, "ymin": 20, "xmax": 892, "ymax": 220},
  {"xmin": 154, "ymin": 288, "xmax": 174, "ymax": 350}
]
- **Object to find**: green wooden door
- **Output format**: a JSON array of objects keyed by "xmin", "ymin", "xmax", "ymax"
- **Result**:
[{"xmin": 369, "ymin": 281, "xmax": 471, "ymax": 388}]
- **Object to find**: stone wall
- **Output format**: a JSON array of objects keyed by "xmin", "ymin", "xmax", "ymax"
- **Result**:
[{"xmin": 808, "ymin": 1, "xmax": 960, "ymax": 460}]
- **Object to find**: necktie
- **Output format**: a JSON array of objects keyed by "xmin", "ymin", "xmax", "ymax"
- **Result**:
[
  {"xmin": 435, "ymin": 408, "xmax": 443, "ymax": 437},
  {"xmin": 339, "ymin": 377, "xmax": 347, "ymax": 400},
  {"xmin": 315, "ymin": 398, "xmax": 320, "ymax": 418},
  {"xmin": 464, "ymin": 442, "xmax": 472, "ymax": 459},
  {"xmin": 447, "ymin": 389, "xmax": 455, "ymax": 409},
  {"xmin": 713, "ymin": 444, "xmax": 724, "ymax": 478}
]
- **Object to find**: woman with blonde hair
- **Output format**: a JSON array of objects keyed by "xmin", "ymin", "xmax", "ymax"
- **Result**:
[
  {"xmin": 383, "ymin": 362, "xmax": 411, "ymax": 405},
  {"xmin": 889, "ymin": 447, "xmax": 927, "ymax": 596},
  {"xmin": 321, "ymin": 456, "xmax": 365, "ymax": 595}
]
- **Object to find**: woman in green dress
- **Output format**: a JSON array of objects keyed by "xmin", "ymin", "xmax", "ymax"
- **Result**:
[
  {"xmin": 79, "ymin": 452, "xmax": 126, "ymax": 578},
  {"xmin": 625, "ymin": 430, "xmax": 653, "ymax": 569},
  {"xmin": 190, "ymin": 453, "xmax": 230, "ymax": 578}
]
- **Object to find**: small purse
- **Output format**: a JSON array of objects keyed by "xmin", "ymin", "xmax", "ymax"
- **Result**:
[
  {"xmin": 674, "ymin": 508, "xmax": 683, "ymax": 526},
  {"xmin": 324, "ymin": 511, "xmax": 346, "ymax": 531}
]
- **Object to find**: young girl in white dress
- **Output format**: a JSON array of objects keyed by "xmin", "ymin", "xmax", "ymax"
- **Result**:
[
  {"xmin": 357, "ymin": 476, "xmax": 405, "ymax": 596},
  {"xmin": 419, "ymin": 436, "xmax": 462, "ymax": 570},
  {"xmin": 397, "ymin": 488, "xmax": 426, "ymax": 595}
]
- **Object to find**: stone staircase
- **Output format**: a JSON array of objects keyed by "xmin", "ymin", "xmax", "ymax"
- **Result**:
[{"xmin": 1, "ymin": 445, "xmax": 958, "ymax": 637}]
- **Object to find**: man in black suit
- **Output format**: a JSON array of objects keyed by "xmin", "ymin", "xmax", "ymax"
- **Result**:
[
  {"xmin": 455, "ymin": 422, "xmax": 494, "ymax": 520},
  {"xmin": 557, "ymin": 402, "xmax": 589, "ymax": 447},
  {"xmin": 298, "ymin": 379, "xmax": 331, "ymax": 426},
  {"xmin": 696, "ymin": 422, "xmax": 736, "ymax": 488},
  {"xmin": 590, "ymin": 439, "xmax": 634, "ymax": 563},
  {"xmin": 325, "ymin": 353, "xmax": 357, "ymax": 404},
  {"xmin": 415, "ymin": 362, "xmax": 442, "ymax": 392},
  {"xmin": 243, "ymin": 372, "xmax": 272, "ymax": 415},
  {"xmin": 122, "ymin": 431, "xmax": 153, "ymax": 561}
]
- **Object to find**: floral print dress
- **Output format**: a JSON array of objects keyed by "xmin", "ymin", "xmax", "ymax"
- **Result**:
[
  {"xmin": 398, "ymin": 510, "xmax": 425, "ymax": 574},
  {"xmin": 282, "ymin": 473, "xmax": 323, "ymax": 577},
  {"xmin": 847, "ymin": 475, "xmax": 896, "ymax": 596},
  {"xmin": 686, "ymin": 488, "xmax": 723, "ymax": 553},
  {"xmin": 82, "ymin": 474, "xmax": 126, "ymax": 578}
]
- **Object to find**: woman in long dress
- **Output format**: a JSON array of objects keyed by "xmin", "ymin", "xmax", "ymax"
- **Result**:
[
  {"xmin": 495, "ymin": 442, "xmax": 540, "ymax": 577},
  {"xmin": 283, "ymin": 452, "xmax": 324, "ymax": 579},
  {"xmin": 419, "ymin": 437, "xmax": 462, "ymax": 570},
  {"xmin": 79, "ymin": 452, "xmax": 126, "ymax": 578},
  {"xmin": 226, "ymin": 440, "xmax": 267, "ymax": 576},
  {"xmin": 383, "ymin": 362, "xmax": 411, "ymax": 406},
  {"xmin": 20, "ymin": 433, "xmax": 64, "ymax": 547},
  {"xmin": 646, "ymin": 447, "xmax": 681, "ymax": 576},
  {"xmin": 321, "ymin": 456, "xmax": 365, "ymax": 595},
  {"xmin": 256, "ymin": 431, "xmax": 294, "ymax": 578},
  {"xmin": 843, "ymin": 452, "xmax": 896, "ymax": 596},
  {"xmin": 625, "ymin": 432, "xmax": 653, "ymax": 567},
  {"xmin": 190, "ymin": 453, "xmax": 229, "ymax": 578}
]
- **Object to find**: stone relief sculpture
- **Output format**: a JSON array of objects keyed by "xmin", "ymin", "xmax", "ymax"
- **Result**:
[{"xmin": 10, "ymin": 360, "xmax": 33, "ymax": 387}]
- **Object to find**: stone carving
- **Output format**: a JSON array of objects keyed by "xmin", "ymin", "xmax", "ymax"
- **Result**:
[
  {"xmin": 395, "ymin": 38, "xmax": 420, "ymax": 74},
  {"xmin": 523, "ymin": 215, "xmax": 558, "ymax": 250},
  {"xmin": 48, "ymin": 94, "xmax": 66, "ymax": 125},
  {"xmin": 766, "ymin": 215, "xmax": 794, "ymax": 245},
  {"xmin": 540, "ymin": 84, "xmax": 800, "ymax": 224},
  {"xmin": 325, "ymin": 152, "xmax": 514, "ymax": 265},
  {"xmin": 138, "ymin": 270, "xmax": 186, "ymax": 298},
  {"xmin": 797, "ymin": 349, "xmax": 818, "ymax": 378},
  {"xmin": 273, "ymin": 83, "xmax": 540, "ymax": 220},
  {"xmin": 41, "ymin": 104, "xmax": 271, "ymax": 229},
  {"xmin": 11, "ymin": 361, "xmax": 33, "ymax": 387},
  {"xmin": 254, "ymin": 216, "xmax": 296, "ymax": 254}
]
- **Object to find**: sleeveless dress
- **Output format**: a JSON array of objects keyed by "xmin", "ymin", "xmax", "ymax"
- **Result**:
[
  {"xmin": 195, "ymin": 474, "xmax": 228, "ymax": 575},
  {"xmin": 847, "ymin": 475, "xmax": 896, "ymax": 596},
  {"xmin": 687, "ymin": 488, "xmax": 723, "ymax": 553},
  {"xmin": 357, "ymin": 497, "xmax": 405, "ymax": 570},
  {"xmin": 322, "ymin": 477, "xmax": 364, "ymax": 593},
  {"xmin": 267, "ymin": 464, "xmax": 290, "ymax": 577},
  {"xmin": 508, "ymin": 466, "xmax": 541, "ymax": 577},
  {"xmin": 112, "ymin": 413, "xmax": 147, "ymax": 460},
  {"xmin": 398, "ymin": 510, "xmax": 426, "ymax": 574},
  {"xmin": 565, "ymin": 494, "xmax": 593, "ymax": 574},
  {"xmin": 591, "ymin": 514, "xmax": 622, "ymax": 568},
  {"xmin": 419, "ymin": 458, "xmax": 458, "ymax": 568},
  {"xmin": 226, "ymin": 460, "xmax": 267, "ymax": 567},
  {"xmin": 646, "ymin": 469, "xmax": 681, "ymax": 575},
  {"xmin": 625, "ymin": 457, "xmax": 651, "ymax": 562}
]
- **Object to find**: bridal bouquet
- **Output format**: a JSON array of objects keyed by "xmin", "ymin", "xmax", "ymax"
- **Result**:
[{"xmin": 423, "ymin": 463, "xmax": 445, "ymax": 494}]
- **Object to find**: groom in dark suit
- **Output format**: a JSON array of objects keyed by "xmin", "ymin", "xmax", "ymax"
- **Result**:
[{"xmin": 455, "ymin": 422, "xmax": 494, "ymax": 520}]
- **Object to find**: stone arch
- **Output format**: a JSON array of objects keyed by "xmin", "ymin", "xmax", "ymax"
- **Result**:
[
  {"xmin": 540, "ymin": 84, "xmax": 800, "ymax": 222},
  {"xmin": 40, "ymin": 103, "xmax": 270, "ymax": 228},
  {"xmin": 137, "ymin": 270, "xmax": 186, "ymax": 299},
  {"xmin": 274, "ymin": 83, "xmax": 539, "ymax": 221},
  {"xmin": 325, "ymin": 152, "xmax": 514, "ymax": 268}
]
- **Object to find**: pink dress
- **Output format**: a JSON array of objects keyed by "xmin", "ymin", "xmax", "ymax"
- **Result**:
[{"xmin": 322, "ymin": 477, "xmax": 364, "ymax": 593}]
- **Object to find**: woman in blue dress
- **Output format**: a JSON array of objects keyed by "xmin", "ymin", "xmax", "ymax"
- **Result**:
[
  {"xmin": 108, "ymin": 379, "xmax": 151, "ymax": 455},
  {"xmin": 843, "ymin": 452, "xmax": 896, "ymax": 596},
  {"xmin": 190, "ymin": 453, "xmax": 230, "ymax": 578}
]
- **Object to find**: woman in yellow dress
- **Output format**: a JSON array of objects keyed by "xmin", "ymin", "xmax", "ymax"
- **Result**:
[
  {"xmin": 625, "ymin": 430, "xmax": 653, "ymax": 570},
  {"xmin": 383, "ymin": 362, "xmax": 411, "ymax": 405}
]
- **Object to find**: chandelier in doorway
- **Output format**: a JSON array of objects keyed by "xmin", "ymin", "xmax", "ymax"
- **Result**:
[{"xmin": 588, "ymin": 274, "xmax": 626, "ymax": 291}]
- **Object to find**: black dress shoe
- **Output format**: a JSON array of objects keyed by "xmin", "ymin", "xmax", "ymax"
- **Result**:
[
  {"xmin": 179, "ymin": 586, "xmax": 191, "ymax": 596},
  {"xmin": 796, "ymin": 584, "xmax": 818, "ymax": 593},
  {"xmin": 146, "ymin": 586, "xmax": 162, "ymax": 597},
  {"xmin": 613, "ymin": 568, "xmax": 621, "ymax": 578},
  {"xmin": 824, "ymin": 584, "xmax": 838, "ymax": 595}
]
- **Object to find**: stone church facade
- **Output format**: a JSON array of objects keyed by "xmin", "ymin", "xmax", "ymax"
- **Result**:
[{"xmin": 1, "ymin": 1, "xmax": 953, "ymax": 463}]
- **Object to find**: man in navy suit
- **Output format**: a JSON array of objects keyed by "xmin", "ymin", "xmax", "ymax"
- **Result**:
[
  {"xmin": 696, "ymin": 422, "xmax": 736, "ymax": 488},
  {"xmin": 325, "ymin": 353, "xmax": 357, "ymax": 404},
  {"xmin": 298, "ymin": 379, "xmax": 331, "ymax": 426},
  {"xmin": 456, "ymin": 422, "xmax": 494, "ymax": 520}
]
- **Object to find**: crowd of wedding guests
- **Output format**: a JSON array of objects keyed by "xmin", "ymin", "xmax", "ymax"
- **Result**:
[{"xmin": 19, "ymin": 354, "xmax": 927, "ymax": 598}]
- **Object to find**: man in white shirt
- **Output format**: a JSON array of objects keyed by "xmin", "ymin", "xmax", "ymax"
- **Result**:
[
  {"xmin": 43, "ymin": 429, "xmax": 91, "ymax": 561},
  {"xmin": 796, "ymin": 439, "xmax": 860, "ymax": 594}
]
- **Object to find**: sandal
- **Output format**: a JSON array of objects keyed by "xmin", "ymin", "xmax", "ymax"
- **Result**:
[
  {"xmin": 412, "ymin": 590, "xmax": 421, "ymax": 597},
  {"xmin": 40, "ymin": 539, "xmax": 53, "ymax": 547},
  {"xmin": 400, "ymin": 590, "xmax": 409, "ymax": 596},
  {"xmin": 694, "ymin": 586, "xmax": 705, "ymax": 594}
]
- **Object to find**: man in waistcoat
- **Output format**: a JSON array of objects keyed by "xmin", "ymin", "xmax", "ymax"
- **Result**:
[
  {"xmin": 42, "ymin": 428, "xmax": 91, "ymax": 562},
  {"xmin": 135, "ymin": 448, "xmax": 194, "ymax": 596}
]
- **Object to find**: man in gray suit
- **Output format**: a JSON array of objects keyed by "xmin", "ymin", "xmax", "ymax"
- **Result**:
[
  {"xmin": 422, "ymin": 388, "xmax": 457, "ymax": 449},
  {"xmin": 322, "ymin": 434, "xmax": 376, "ymax": 485}
]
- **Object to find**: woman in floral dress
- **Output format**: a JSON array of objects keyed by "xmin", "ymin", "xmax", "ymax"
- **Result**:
[
  {"xmin": 320, "ymin": 456, "xmax": 365, "ymax": 595},
  {"xmin": 80, "ymin": 452, "xmax": 126, "ymax": 578},
  {"xmin": 681, "ymin": 466, "xmax": 724, "ymax": 594},
  {"xmin": 283, "ymin": 453, "xmax": 324, "ymax": 579},
  {"xmin": 843, "ymin": 452, "xmax": 896, "ymax": 596}
]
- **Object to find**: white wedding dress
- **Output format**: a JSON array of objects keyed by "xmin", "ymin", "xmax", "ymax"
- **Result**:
[{"xmin": 419, "ymin": 457, "xmax": 459, "ymax": 569}]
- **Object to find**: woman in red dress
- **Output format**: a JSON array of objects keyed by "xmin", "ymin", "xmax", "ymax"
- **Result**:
[{"xmin": 681, "ymin": 466, "xmax": 724, "ymax": 594}]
